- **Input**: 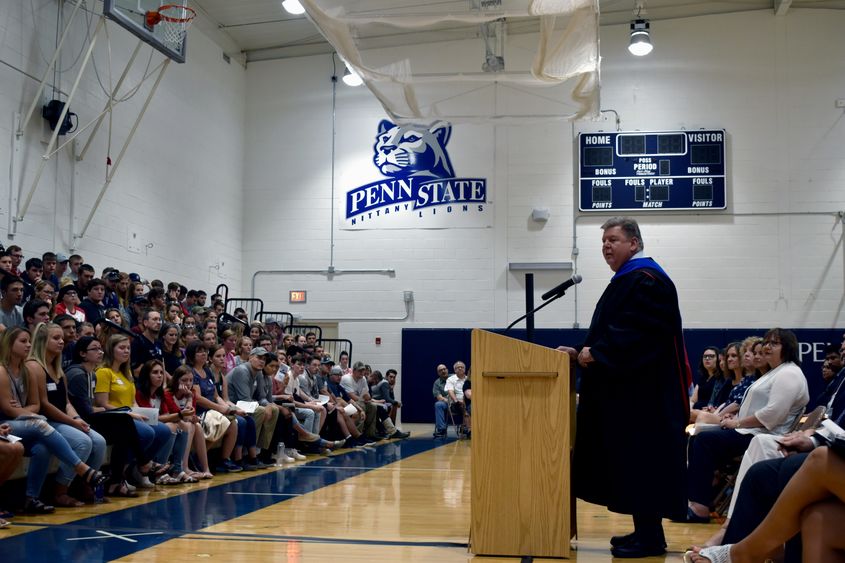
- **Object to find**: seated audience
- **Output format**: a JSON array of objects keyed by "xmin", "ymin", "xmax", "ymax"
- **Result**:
[
  {"xmin": 432, "ymin": 363, "xmax": 450, "ymax": 438},
  {"xmin": 341, "ymin": 361, "xmax": 382, "ymax": 440},
  {"xmin": 685, "ymin": 446, "xmax": 845, "ymax": 563},
  {"xmin": 160, "ymin": 323, "xmax": 184, "ymax": 375},
  {"xmin": 55, "ymin": 285, "xmax": 85, "ymax": 323},
  {"xmin": 188, "ymin": 341, "xmax": 247, "ymax": 473},
  {"xmin": 131, "ymin": 310, "xmax": 163, "ymax": 376},
  {"xmin": 384, "ymin": 368, "xmax": 402, "ymax": 423},
  {"xmin": 135, "ymin": 361, "xmax": 194, "ymax": 484},
  {"xmin": 0, "ymin": 327, "xmax": 106, "ymax": 514},
  {"xmin": 691, "ymin": 347, "xmax": 722, "ymax": 411},
  {"xmin": 0, "ymin": 276, "xmax": 25, "ymax": 331},
  {"xmin": 27, "ymin": 322, "xmax": 107, "ymax": 506},
  {"xmin": 444, "ymin": 361, "xmax": 470, "ymax": 434},
  {"xmin": 66, "ymin": 336, "xmax": 153, "ymax": 497},
  {"xmin": 0, "ymin": 422, "xmax": 25, "ymax": 527},
  {"xmin": 369, "ymin": 369, "xmax": 409, "ymax": 439},
  {"xmin": 95, "ymin": 334, "xmax": 174, "ymax": 489},
  {"xmin": 683, "ymin": 328, "xmax": 810, "ymax": 523},
  {"xmin": 79, "ymin": 278, "xmax": 106, "ymax": 324},
  {"xmin": 325, "ymin": 366, "xmax": 371, "ymax": 448},
  {"xmin": 34, "ymin": 280, "xmax": 56, "ymax": 309},
  {"xmin": 20, "ymin": 258, "xmax": 43, "ymax": 302},
  {"xmin": 22, "ymin": 299, "xmax": 51, "ymax": 333}
]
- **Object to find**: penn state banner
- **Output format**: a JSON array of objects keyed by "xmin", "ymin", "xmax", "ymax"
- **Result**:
[{"xmin": 341, "ymin": 120, "xmax": 492, "ymax": 230}]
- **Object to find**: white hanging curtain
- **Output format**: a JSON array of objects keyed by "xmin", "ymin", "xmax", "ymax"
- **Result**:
[{"xmin": 299, "ymin": 0, "xmax": 601, "ymax": 124}]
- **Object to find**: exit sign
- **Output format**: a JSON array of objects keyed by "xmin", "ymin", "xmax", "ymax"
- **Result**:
[{"xmin": 289, "ymin": 290, "xmax": 307, "ymax": 304}]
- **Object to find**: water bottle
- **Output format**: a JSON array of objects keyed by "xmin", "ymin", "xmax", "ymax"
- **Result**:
[
  {"xmin": 275, "ymin": 442, "xmax": 286, "ymax": 466},
  {"xmin": 95, "ymin": 482, "xmax": 105, "ymax": 503}
]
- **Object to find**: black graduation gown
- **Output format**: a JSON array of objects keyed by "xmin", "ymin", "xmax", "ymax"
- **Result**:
[{"xmin": 573, "ymin": 265, "xmax": 690, "ymax": 519}]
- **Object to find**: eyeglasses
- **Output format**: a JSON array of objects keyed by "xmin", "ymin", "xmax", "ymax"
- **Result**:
[
  {"xmin": 86, "ymin": 347, "xmax": 103, "ymax": 353},
  {"xmin": 702, "ymin": 354, "xmax": 716, "ymax": 359}
]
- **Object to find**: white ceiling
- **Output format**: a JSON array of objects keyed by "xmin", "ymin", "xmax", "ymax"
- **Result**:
[{"xmin": 187, "ymin": 0, "xmax": 845, "ymax": 64}]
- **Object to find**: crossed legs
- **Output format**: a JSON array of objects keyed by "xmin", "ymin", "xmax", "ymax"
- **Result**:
[{"xmin": 688, "ymin": 447, "xmax": 845, "ymax": 563}]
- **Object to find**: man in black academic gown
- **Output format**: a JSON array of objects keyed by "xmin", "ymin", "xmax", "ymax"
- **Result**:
[{"xmin": 559, "ymin": 217, "xmax": 692, "ymax": 558}]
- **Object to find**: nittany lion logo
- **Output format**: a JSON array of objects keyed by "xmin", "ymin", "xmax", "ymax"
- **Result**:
[
  {"xmin": 373, "ymin": 120, "xmax": 454, "ymax": 179},
  {"xmin": 345, "ymin": 120, "xmax": 487, "ymax": 226}
]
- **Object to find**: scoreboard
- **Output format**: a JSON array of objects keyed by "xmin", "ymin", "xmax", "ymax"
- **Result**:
[{"xmin": 578, "ymin": 130, "xmax": 726, "ymax": 211}]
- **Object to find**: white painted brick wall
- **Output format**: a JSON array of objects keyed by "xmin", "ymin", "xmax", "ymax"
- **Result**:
[{"xmin": 0, "ymin": 1, "xmax": 245, "ymax": 292}]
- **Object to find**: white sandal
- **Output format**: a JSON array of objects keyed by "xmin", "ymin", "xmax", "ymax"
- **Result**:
[{"xmin": 684, "ymin": 545, "xmax": 732, "ymax": 563}]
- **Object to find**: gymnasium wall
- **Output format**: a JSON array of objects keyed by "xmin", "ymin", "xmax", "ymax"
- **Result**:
[
  {"xmin": 242, "ymin": 8, "xmax": 845, "ymax": 410},
  {"xmin": 0, "ymin": 1, "xmax": 245, "ymax": 291}
]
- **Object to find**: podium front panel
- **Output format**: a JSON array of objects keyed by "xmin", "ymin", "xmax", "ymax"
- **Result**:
[{"xmin": 470, "ymin": 329, "xmax": 571, "ymax": 558}]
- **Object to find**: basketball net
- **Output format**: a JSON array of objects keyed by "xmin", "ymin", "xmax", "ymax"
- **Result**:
[{"xmin": 145, "ymin": 3, "xmax": 196, "ymax": 51}]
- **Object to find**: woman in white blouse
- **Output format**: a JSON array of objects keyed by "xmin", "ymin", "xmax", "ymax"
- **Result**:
[{"xmin": 682, "ymin": 328, "xmax": 809, "ymax": 523}]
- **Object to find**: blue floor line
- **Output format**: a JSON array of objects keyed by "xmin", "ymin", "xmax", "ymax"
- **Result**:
[{"xmin": 0, "ymin": 437, "xmax": 456, "ymax": 562}]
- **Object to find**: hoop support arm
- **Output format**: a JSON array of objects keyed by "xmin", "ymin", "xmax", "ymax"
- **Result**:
[
  {"xmin": 77, "ymin": 39, "xmax": 145, "ymax": 162},
  {"xmin": 74, "ymin": 58, "xmax": 171, "ymax": 244},
  {"xmin": 17, "ymin": 0, "xmax": 86, "ymax": 138},
  {"xmin": 16, "ymin": 16, "xmax": 105, "ymax": 224}
]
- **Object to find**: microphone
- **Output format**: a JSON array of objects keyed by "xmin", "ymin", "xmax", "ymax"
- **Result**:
[{"xmin": 541, "ymin": 274, "xmax": 583, "ymax": 301}]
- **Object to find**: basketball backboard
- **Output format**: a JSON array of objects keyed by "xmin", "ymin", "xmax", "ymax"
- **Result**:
[{"xmin": 104, "ymin": 0, "xmax": 192, "ymax": 63}]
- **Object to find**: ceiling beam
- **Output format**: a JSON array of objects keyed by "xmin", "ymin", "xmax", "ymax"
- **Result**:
[{"xmin": 774, "ymin": 0, "xmax": 792, "ymax": 16}]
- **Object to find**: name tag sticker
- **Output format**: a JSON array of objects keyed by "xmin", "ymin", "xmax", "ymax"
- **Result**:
[
  {"xmin": 115, "ymin": 379, "xmax": 124, "ymax": 386},
  {"xmin": 46, "ymin": 382, "xmax": 58, "ymax": 391}
]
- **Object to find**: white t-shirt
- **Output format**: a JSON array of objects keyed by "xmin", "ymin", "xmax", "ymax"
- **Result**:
[
  {"xmin": 285, "ymin": 370, "xmax": 302, "ymax": 396},
  {"xmin": 340, "ymin": 374, "xmax": 369, "ymax": 399},
  {"xmin": 444, "ymin": 374, "xmax": 467, "ymax": 400}
]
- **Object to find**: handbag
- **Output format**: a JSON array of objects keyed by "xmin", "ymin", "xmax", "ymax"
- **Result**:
[{"xmin": 200, "ymin": 409, "xmax": 231, "ymax": 442}]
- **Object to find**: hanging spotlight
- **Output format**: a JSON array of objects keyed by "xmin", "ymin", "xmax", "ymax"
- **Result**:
[
  {"xmin": 282, "ymin": 0, "xmax": 305, "ymax": 15},
  {"xmin": 628, "ymin": 18, "xmax": 653, "ymax": 56},
  {"xmin": 342, "ymin": 67, "xmax": 363, "ymax": 87}
]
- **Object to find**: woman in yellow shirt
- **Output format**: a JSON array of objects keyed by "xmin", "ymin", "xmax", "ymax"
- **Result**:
[{"xmin": 94, "ymin": 334, "xmax": 174, "ymax": 488}]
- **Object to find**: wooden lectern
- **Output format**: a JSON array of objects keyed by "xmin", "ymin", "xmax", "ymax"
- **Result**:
[{"xmin": 469, "ymin": 329, "xmax": 574, "ymax": 558}]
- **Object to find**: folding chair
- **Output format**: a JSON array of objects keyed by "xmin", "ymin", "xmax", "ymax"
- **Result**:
[{"xmin": 447, "ymin": 399, "xmax": 470, "ymax": 439}]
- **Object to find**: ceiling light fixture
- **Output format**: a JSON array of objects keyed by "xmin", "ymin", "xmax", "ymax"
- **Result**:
[
  {"xmin": 282, "ymin": 0, "xmax": 305, "ymax": 15},
  {"xmin": 628, "ymin": 19, "xmax": 653, "ymax": 56},
  {"xmin": 342, "ymin": 67, "xmax": 363, "ymax": 87}
]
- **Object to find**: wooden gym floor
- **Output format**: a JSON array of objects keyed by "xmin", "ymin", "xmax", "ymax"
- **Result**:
[{"xmin": 0, "ymin": 425, "xmax": 717, "ymax": 562}]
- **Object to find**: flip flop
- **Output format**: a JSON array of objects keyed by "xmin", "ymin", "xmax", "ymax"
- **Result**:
[{"xmin": 684, "ymin": 545, "xmax": 733, "ymax": 563}]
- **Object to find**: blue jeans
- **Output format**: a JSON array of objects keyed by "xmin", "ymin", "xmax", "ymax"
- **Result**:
[
  {"xmin": 233, "ymin": 414, "xmax": 256, "ymax": 449},
  {"xmin": 132, "ymin": 420, "xmax": 175, "ymax": 465},
  {"xmin": 434, "ymin": 401, "xmax": 448, "ymax": 433},
  {"xmin": 295, "ymin": 408, "xmax": 318, "ymax": 434},
  {"xmin": 49, "ymin": 422, "xmax": 107, "ymax": 486},
  {"xmin": 5, "ymin": 417, "xmax": 82, "ymax": 498},
  {"xmin": 169, "ymin": 427, "xmax": 188, "ymax": 473}
]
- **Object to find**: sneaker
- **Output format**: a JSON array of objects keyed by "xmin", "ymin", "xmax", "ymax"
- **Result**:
[
  {"xmin": 433, "ymin": 430, "xmax": 447, "ymax": 438},
  {"xmin": 240, "ymin": 460, "xmax": 258, "ymax": 471},
  {"xmin": 276, "ymin": 452, "xmax": 295, "ymax": 464},
  {"xmin": 329, "ymin": 439, "xmax": 346, "ymax": 449},
  {"xmin": 285, "ymin": 448, "xmax": 306, "ymax": 461},
  {"xmin": 388, "ymin": 430, "xmax": 410, "ymax": 439},
  {"xmin": 216, "ymin": 459, "xmax": 243, "ymax": 474},
  {"xmin": 252, "ymin": 459, "xmax": 270, "ymax": 469}
]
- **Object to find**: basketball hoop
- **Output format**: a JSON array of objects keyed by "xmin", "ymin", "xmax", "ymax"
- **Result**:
[{"xmin": 145, "ymin": 4, "xmax": 196, "ymax": 51}]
